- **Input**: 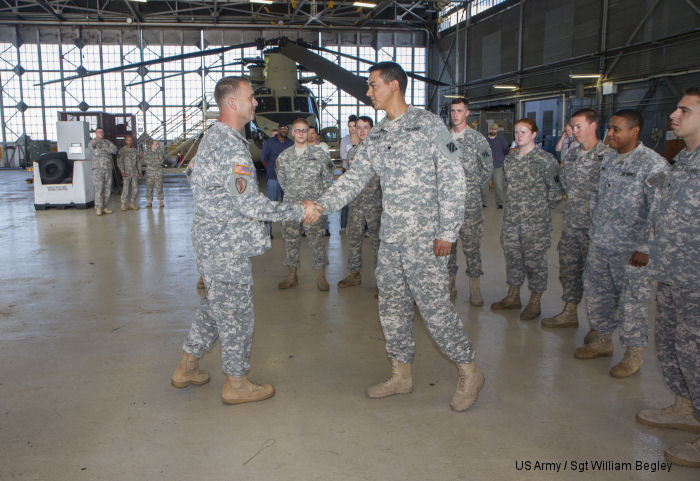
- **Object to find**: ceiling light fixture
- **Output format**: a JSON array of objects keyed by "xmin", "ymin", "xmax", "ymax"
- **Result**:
[
  {"xmin": 354, "ymin": 2, "xmax": 377, "ymax": 8},
  {"xmin": 570, "ymin": 73, "xmax": 602, "ymax": 79},
  {"xmin": 443, "ymin": 94, "xmax": 464, "ymax": 98},
  {"xmin": 250, "ymin": 0, "xmax": 274, "ymax": 4},
  {"xmin": 493, "ymin": 84, "xmax": 518, "ymax": 90}
]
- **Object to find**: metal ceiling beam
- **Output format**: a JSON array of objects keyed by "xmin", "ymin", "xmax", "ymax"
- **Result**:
[
  {"xmin": 36, "ymin": 0, "xmax": 66, "ymax": 22},
  {"xmin": 122, "ymin": 0, "xmax": 144, "ymax": 23}
]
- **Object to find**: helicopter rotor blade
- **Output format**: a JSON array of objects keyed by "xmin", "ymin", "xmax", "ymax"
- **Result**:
[
  {"xmin": 277, "ymin": 38, "xmax": 372, "ymax": 106},
  {"xmin": 302, "ymin": 42, "xmax": 449, "ymax": 87},
  {"xmin": 36, "ymin": 41, "xmax": 258, "ymax": 87}
]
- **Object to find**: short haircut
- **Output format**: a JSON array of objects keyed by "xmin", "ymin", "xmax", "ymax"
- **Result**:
[
  {"xmin": 292, "ymin": 118, "xmax": 309, "ymax": 127},
  {"xmin": 356, "ymin": 115, "xmax": 374, "ymax": 128},
  {"xmin": 214, "ymin": 76, "xmax": 248, "ymax": 108},
  {"xmin": 348, "ymin": 115, "xmax": 358, "ymax": 123},
  {"xmin": 368, "ymin": 61, "xmax": 408, "ymax": 94},
  {"xmin": 515, "ymin": 118, "xmax": 538, "ymax": 134},
  {"xmin": 571, "ymin": 108, "xmax": 598, "ymax": 125},
  {"xmin": 685, "ymin": 87, "xmax": 700, "ymax": 98},
  {"xmin": 612, "ymin": 109, "xmax": 643, "ymax": 131},
  {"xmin": 308, "ymin": 126, "xmax": 317, "ymax": 132},
  {"xmin": 451, "ymin": 97, "xmax": 469, "ymax": 108}
]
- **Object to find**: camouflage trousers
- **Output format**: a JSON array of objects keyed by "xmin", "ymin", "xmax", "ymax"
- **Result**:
[
  {"xmin": 145, "ymin": 168, "xmax": 164, "ymax": 202},
  {"xmin": 93, "ymin": 168, "xmax": 112, "ymax": 208},
  {"xmin": 120, "ymin": 174, "xmax": 139, "ymax": 204},
  {"xmin": 500, "ymin": 222, "xmax": 551, "ymax": 293},
  {"xmin": 281, "ymin": 216, "xmax": 328, "ymax": 270},
  {"xmin": 346, "ymin": 199, "xmax": 381, "ymax": 273},
  {"xmin": 583, "ymin": 245, "xmax": 653, "ymax": 347},
  {"xmin": 183, "ymin": 261, "xmax": 255, "ymax": 377},
  {"xmin": 448, "ymin": 207, "xmax": 484, "ymax": 278},
  {"xmin": 655, "ymin": 283, "xmax": 700, "ymax": 418},
  {"xmin": 557, "ymin": 225, "xmax": 590, "ymax": 304},
  {"xmin": 376, "ymin": 241, "xmax": 475, "ymax": 364}
]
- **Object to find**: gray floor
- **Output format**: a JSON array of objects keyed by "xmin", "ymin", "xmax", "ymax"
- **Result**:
[{"xmin": 0, "ymin": 170, "xmax": 695, "ymax": 480}]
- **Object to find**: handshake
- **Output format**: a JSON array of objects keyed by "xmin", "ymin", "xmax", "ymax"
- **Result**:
[{"xmin": 300, "ymin": 200, "xmax": 324, "ymax": 223}]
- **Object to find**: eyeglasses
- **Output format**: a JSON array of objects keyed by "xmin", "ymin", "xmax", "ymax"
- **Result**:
[{"xmin": 293, "ymin": 129, "xmax": 308, "ymax": 134}]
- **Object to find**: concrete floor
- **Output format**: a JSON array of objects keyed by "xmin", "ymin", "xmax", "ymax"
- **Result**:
[{"xmin": 0, "ymin": 169, "xmax": 695, "ymax": 481}]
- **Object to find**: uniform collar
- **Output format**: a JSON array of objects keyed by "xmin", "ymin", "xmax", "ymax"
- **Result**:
[{"xmin": 217, "ymin": 121, "xmax": 249, "ymax": 145}]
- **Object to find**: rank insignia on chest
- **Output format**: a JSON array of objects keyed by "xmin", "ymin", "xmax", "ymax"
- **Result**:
[
  {"xmin": 447, "ymin": 142, "xmax": 457, "ymax": 153},
  {"xmin": 236, "ymin": 177, "xmax": 247, "ymax": 194},
  {"xmin": 234, "ymin": 164, "xmax": 251, "ymax": 176}
]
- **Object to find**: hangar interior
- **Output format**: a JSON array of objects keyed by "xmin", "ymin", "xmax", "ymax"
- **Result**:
[{"xmin": 1, "ymin": 1, "xmax": 698, "ymax": 480}]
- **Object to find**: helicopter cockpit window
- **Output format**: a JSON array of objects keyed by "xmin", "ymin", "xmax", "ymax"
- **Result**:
[
  {"xmin": 256, "ymin": 96, "xmax": 276, "ymax": 113},
  {"xmin": 294, "ymin": 96, "xmax": 313, "ymax": 114},
  {"xmin": 278, "ymin": 97, "xmax": 293, "ymax": 112}
]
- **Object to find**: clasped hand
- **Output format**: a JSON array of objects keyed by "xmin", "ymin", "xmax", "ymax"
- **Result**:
[{"xmin": 301, "ymin": 200, "xmax": 324, "ymax": 223}]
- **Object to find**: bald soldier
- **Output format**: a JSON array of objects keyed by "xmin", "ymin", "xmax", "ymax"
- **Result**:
[
  {"xmin": 170, "ymin": 76, "xmax": 308, "ymax": 405},
  {"xmin": 302, "ymin": 62, "xmax": 484, "ymax": 412}
]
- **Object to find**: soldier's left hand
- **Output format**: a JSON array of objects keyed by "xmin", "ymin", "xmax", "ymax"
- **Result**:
[
  {"xmin": 433, "ymin": 239, "xmax": 452, "ymax": 257},
  {"xmin": 628, "ymin": 251, "xmax": 649, "ymax": 267}
]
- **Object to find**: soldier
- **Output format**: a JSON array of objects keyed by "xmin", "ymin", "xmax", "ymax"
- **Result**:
[
  {"xmin": 170, "ymin": 76, "xmax": 307, "ymax": 405},
  {"xmin": 636, "ymin": 88, "xmax": 700, "ymax": 467},
  {"xmin": 337, "ymin": 115, "xmax": 382, "ymax": 289},
  {"xmin": 574, "ymin": 110, "xmax": 669, "ymax": 378},
  {"xmin": 302, "ymin": 62, "xmax": 484, "ymax": 412},
  {"xmin": 117, "ymin": 136, "xmax": 142, "ymax": 212},
  {"xmin": 276, "ymin": 118, "xmax": 333, "ymax": 291},
  {"xmin": 446, "ymin": 98, "xmax": 492, "ymax": 306},
  {"xmin": 491, "ymin": 118, "xmax": 563, "ymax": 320},
  {"xmin": 87, "ymin": 127, "xmax": 117, "ymax": 216},
  {"xmin": 143, "ymin": 139, "xmax": 165, "ymax": 208},
  {"xmin": 542, "ymin": 109, "xmax": 607, "ymax": 328}
]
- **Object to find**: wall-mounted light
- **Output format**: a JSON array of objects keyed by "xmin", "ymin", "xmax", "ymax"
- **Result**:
[
  {"xmin": 493, "ymin": 84, "xmax": 518, "ymax": 90},
  {"xmin": 354, "ymin": 2, "xmax": 377, "ymax": 8},
  {"xmin": 569, "ymin": 73, "xmax": 602, "ymax": 79}
]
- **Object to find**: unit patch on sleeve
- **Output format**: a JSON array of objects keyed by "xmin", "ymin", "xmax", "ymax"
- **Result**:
[
  {"xmin": 235, "ymin": 177, "xmax": 247, "ymax": 194},
  {"xmin": 233, "ymin": 164, "xmax": 251, "ymax": 176}
]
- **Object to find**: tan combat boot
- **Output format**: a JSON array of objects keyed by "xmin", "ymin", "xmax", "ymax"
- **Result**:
[
  {"xmin": 222, "ymin": 375, "xmax": 274, "ymax": 405},
  {"xmin": 366, "ymin": 359, "xmax": 413, "ymax": 399},
  {"xmin": 637, "ymin": 396, "xmax": 700, "ymax": 433},
  {"xmin": 102, "ymin": 207, "xmax": 113, "ymax": 214},
  {"xmin": 448, "ymin": 275, "xmax": 457, "ymax": 300},
  {"xmin": 609, "ymin": 346, "xmax": 643, "ymax": 378},
  {"xmin": 519, "ymin": 291, "xmax": 542, "ymax": 320},
  {"xmin": 584, "ymin": 329, "xmax": 604, "ymax": 344},
  {"xmin": 574, "ymin": 332, "xmax": 613, "ymax": 359},
  {"xmin": 469, "ymin": 277, "xmax": 483, "ymax": 306},
  {"xmin": 159, "ymin": 200, "xmax": 164, "ymax": 208},
  {"xmin": 129, "ymin": 201, "xmax": 139, "ymax": 210},
  {"xmin": 451, "ymin": 362, "xmax": 485, "ymax": 412},
  {"xmin": 146, "ymin": 201, "xmax": 152, "ymax": 208},
  {"xmin": 196, "ymin": 276, "xmax": 205, "ymax": 290},
  {"xmin": 338, "ymin": 271, "xmax": 361, "ymax": 288},
  {"xmin": 664, "ymin": 437, "xmax": 700, "ymax": 468},
  {"xmin": 491, "ymin": 285, "xmax": 521, "ymax": 310},
  {"xmin": 278, "ymin": 267, "xmax": 298, "ymax": 289},
  {"xmin": 316, "ymin": 269, "xmax": 329, "ymax": 291},
  {"xmin": 120, "ymin": 203, "xmax": 127, "ymax": 211},
  {"xmin": 96, "ymin": 208, "xmax": 103, "ymax": 216},
  {"xmin": 542, "ymin": 302, "xmax": 579, "ymax": 328},
  {"xmin": 171, "ymin": 352, "xmax": 210, "ymax": 388}
]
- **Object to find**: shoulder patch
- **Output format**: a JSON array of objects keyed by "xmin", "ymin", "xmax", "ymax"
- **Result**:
[
  {"xmin": 235, "ymin": 177, "xmax": 247, "ymax": 194},
  {"xmin": 234, "ymin": 164, "xmax": 250, "ymax": 176}
]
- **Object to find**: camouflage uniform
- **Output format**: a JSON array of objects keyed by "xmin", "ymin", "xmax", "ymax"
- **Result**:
[
  {"xmin": 142, "ymin": 147, "xmax": 165, "ymax": 203},
  {"xmin": 182, "ymin": 122, "xmax": 304, "ymax": 376},
  {"xmin": 345, "ymin": 143, "xmax": 382, "ymax": 272},
  {"xmin": 585, "ymin": 143, "xmax": 669, "ymax": 347},
  {"xmin": 447, "ymin": 126, "xmax": 493, "ymax": 279},
  {"xmin": 501, "ymin": 147, "xmax": 563, "ymax": 292},
  {"xmin": 117, "ymin": 144, "xmax": 141, "ymax": 204},
  {"xmin": 651, "ymin": 147, "xmax": 700, "ymax": 417},
  {"xmin": 276, "ymin": 145, "xmax": 333, "ymax": 270},
  {"xmin": 88, "ymin": 138, "xmax": 117, "ymax": 208},
  {"xmin": 557, "ymin": 142, "xmax": 607, "ymax": 303},
  {"xmin": 317, "ymin": 106, "xmax": 474, "ymax": 364}
]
